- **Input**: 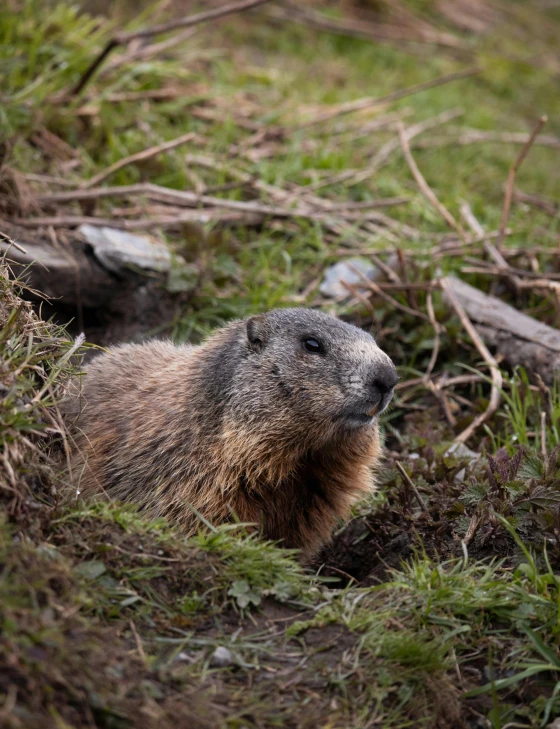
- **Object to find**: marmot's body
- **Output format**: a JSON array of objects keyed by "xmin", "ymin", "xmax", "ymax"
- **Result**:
[{"xmin": 66, "ymin": 308, "xmax": 397, "ymax": 556}]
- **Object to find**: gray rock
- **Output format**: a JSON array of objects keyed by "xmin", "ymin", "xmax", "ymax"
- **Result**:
[
  {"xmin": 445, "ymin": 442, "xmax": 481, "ymax": 484},
  {"xmin": 445, "ymin": 442, "xmax": 479, "ymax": 463},
  {"xmin": 319, "ymin": 257, "xmax": 377, "ymax": 299},
  {"xmin": 79, "ymin": 224, "xmax": 172, "ymax": 275},
  {"xmin": 209, "ymin": 646, "xmax": 234, "ymax": 668},
  {"xmin": 175, "ymin": 651, "xmax": 194, "ymax": 663}
]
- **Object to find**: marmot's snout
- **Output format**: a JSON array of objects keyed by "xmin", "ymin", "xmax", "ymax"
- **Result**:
[{"xmin": 367, "ymin": 356, "xmax": 398, "ymax": 415}]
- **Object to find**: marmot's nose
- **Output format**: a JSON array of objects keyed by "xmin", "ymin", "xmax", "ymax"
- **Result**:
[{"xmin": 370, "ymin": 360, "xmax": 398, "ymax": 396}]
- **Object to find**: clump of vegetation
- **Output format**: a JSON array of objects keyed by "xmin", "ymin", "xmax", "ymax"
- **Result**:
[{"xmin": 0, "ymin": 261, "xmax": 82, "ymax": 520}]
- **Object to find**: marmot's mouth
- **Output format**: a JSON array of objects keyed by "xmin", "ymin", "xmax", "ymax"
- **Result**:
[{"xmin": 367, "ymin": 404, "xmax": 379, "ymax": 417}]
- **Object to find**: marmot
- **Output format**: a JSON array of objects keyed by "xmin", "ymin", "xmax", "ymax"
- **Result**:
[{"xmin": 66, "ymin": 308, "xmax": 397, "ymax": 557}]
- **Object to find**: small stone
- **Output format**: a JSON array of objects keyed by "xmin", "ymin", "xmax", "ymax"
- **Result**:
[
  {"xmin": 209, "ymin": 646, "xmax": 233, "ymax": 667},
  {"xmin": 176, "ymin": 651, "xmax": 193, "ymax": 663},
  {"xmin": 319, "ymin": 258, "xmax": 377, "ymax": 299},
  {"xmin": 454, "ymin": 468, "xmax": 466, "ymax": 483},
  {"xmin": 445, "ymin": 442, "xmax": 479, "ymax": 463},
  {"xmin": 445, "ymin": 442, "xmax": 480, "ymax": 483},
  {"xmin": 79, "ymin": 224, "xmax": 172, "ymax": 275}
]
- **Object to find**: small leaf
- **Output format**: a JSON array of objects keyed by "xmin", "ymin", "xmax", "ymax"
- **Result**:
[
  {"xmin": 228, "ymin": 580, "xmax": 261, "ymax": 609},
  {"xmin": 464, "ymin": 664, "xmax": 553, "ymax": 697},
  {"xmin": 523, "ymin": 627, "xmax": 560, "ymax": 669},
  {"xmin": 76, "ymin": 560, "xmax": 106, "ymax": 580}
]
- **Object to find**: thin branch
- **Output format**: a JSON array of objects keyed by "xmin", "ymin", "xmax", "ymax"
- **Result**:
[
  {"xmin": 272, "ymin": 0, "xmax": 465, "ymax": 49},
  {"xmin": 423, "ymin": 292, "xmax": 440, "ymax": 381},
  {"xmin": 33, "ymin": 182, "xmax": 409, "ymax": 225},
  {"xmin": 460, "ymin": 201, "xmax": 522, "ymax": 293},
  {"xmin": 397, "ymin": 121, "xmax": 465, "ymax": 237},
  {"xmin": 0, "ymin": 230, "xmax": 28, "ymax": 255},
  {"xmin": 440, "ymin": 277, "xmax": 503, "ymax": 444},
  {"xmin": 298, "ymin": 67, "xmax": 481, "ymax": 128},
  {"xmin": 314, "ymin": 107, "xmax": 463, "ymax": 191},
  {"xmin": 70, "ymin": 0, "xmax": 274, "ymax": 97},
  {"xmin": 395, "ymin": 461, "xmax": 430, "ymax": 515},
  {"xmin": 415, "ymin": 129, "xmax": 560, "ymax": 151},
  {"xmin": 497, "ymin": 115, "xmax": 547, "ymax": 251},
  {"xmin": 84, "ymin": 132, "xmax": 197, "ymax": 189},
  {"xmin": 101, "ymin": 28, "xmax": 198, "ymax": 77},
  {"xmin": 369, "ymin": 108, "xmax": 464, "ymax": 176},
  {"xmin": 8, "ymin": 210, "xmax": 264, "ymax": 230},
  {"xmin": 347, "ymin": 262, "xmax": 435, "ymax": 325},
  {"xmin": 513, "ymin": 189, "xmax": 559, "ymax": 218},
  {"xmin": 427, "ymin": 378, "xmax": 457, "ymax": 428}
]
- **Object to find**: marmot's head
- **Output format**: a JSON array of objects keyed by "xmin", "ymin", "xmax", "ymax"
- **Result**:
[{"xmin": 220, "ymin": 308, "xmax": 397, "ymax": 441}]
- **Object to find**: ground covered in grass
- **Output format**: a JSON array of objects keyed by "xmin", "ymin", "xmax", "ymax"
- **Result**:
[{"xmin": 2, "ymin": 0, "xmax": 560, "ymax": 727}]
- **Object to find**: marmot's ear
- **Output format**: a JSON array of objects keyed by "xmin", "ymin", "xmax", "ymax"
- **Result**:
[{"xmin": 246, "ymin": 315, "xmax": 267, "ymax": 352}]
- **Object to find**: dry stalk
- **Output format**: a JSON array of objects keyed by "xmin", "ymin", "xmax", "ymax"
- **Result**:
[
  {"xmin": 513, "ymin": 189, "xmax": 559, "ymax": 218},
  {"xmin": 8, "ymin": 210, "xmax": 264, "ymax": 230},
  {"xmin": 440, "ymin": 277, "xmax": 503, "ymax": 444},
  {"xmin": 460, "ymin": 201, "xmax": 522, "ymax": 293},
  {"xmin": 497, "ymin": 115, "xmax": 548, "ymax": 251},
  {"xmin": 427, "ymin": 378, "xmax": 457, "ymax": 428},
  {"xmin": 367, "ymin": 108, "xmax": 464, "ymax": 177},
  {"xmin": 347, "ymin": 263, "xmax": 434, "ymax": 325},
  {"xmin": 423, "ymin": 291, "xmax": 440, "ymax": 381},
  {"xmin": 397, "ymin": 121, "xmax": 465, "ymax": 238},
  {"xmin": 315, "ymin": 108, "xmax": 463, "ymax": 192},
  {"xmin": 395, "ymin": 461, "xmax": 430, "ymax": 515},
  {"xmin": 0, "ymin": 231, "xmax": 28, "ymax": 255},
  {"xmin": 84, "ymin": 132, "xmax": 197, "ymax": 189},
  {"xmin": 101, "ymin": 28, "xmax": 198, "ymax": 77},
  {"xmin": 297, "ymin": 67, "xmax": 480, "ymax": 128},
  {"xmin": 70, "ymin": 0, "xmax": 274, "ymax": 97},
  {"xmin": 272, "ymin": 0, "xmax": 465, "ymax": 49},
  {"xmin": 415, "ymin": 129, "xmax": 560, "ymax": 151},
  {"xmin": 32, "ymin": 182, "xmax": 411, "ymax": 229}
]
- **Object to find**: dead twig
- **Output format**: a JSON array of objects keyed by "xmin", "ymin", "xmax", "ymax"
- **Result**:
[
  {"xmin": 129, "ymin": 619, "xmax": 147, "ymax": 665},
  {"xmin": 462, "ymin": 512, "xmax": 481, "ymax": 546},
  {"xmin": 32, "ymin": 182, "xmax": 410, "ymax": 227},
  {"xmin": 541, "ymin": 411, "xmax": 547, "ymax": 457},
  {"xmin": 0, "ymin": 230, "xmax": 28, "ymax": 255},
  {"xmin": 8, "ymin": 210, "xmax": 264, "ymax": 230},
  {"xmin": 84, "ymin": 132, "xmax": 197, "ymax": 189},
  {"xmin": 513, "ymin": 189, "xmax": 559, "ymax": 218},
  {"xmin": 316, "ymin": 107, "xmax": 463, "ymax": 191},
  {"xmin": 427, "ymin": 378, "xmax": 457, "ymax": 428},
  {"xmin": 497, "ymin": 115, "xmax": 548, "ymax": 251},
  {"xmin": 70, "ymin": 0, "xmax": 274, "ymax": 97},
  {"xmin": 272, "ymin": 0, "xmax": 465, "ymax": 50},
  {"xmin": 397, "ymin": 121, "xmax": 465, "ymax": 237},
  {"xmin": 415, "ymin": 129, "xmax": 560, "ymax": 151},
  {"xmin": 298, "ymin": 67, "xmax": 480, "ymax": 128},
  {"xmin": 395, "ymin": 461, "xmax": 431, "ymax": 516},
  {"xmin": 101, "ymin": 28, "xmax": 198, "ymax": 77},
  {"xmin": 460, "ymin": 201, "xmax": 522, "ymax": 294},
  {"xmin": 440, "ymin": 277, "xmax": 503, "ymax": 444},
  {"xmin": 368, "ymin": 108, "xmax": 464, "ymax": 178},
  {"xmin": 424, "ymin": 292, "xmax": 440, "ymax": 381},
  {"xmin": 347, "ymin": 262, "xmax": 435, "ymax": 325}
]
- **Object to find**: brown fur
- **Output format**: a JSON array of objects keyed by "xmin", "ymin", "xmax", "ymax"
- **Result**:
[{"xmin": 65, "ymin": 309, "xmax": 397, "ymax": 557}]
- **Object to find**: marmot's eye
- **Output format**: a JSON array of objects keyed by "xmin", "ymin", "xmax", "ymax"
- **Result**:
[{"xmin": 303, "ymin": 337, "xmax": 324, "ymax": 354}]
